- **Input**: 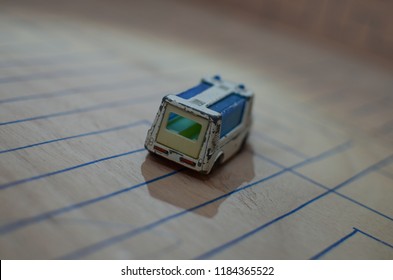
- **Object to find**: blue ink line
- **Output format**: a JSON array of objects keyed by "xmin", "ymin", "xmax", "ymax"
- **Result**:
[
  {"xmin": 56, "ymin": 142, "xmax": 350, "ymax": 259},
  {"xmin": 292, "ymin": 171, "xmax": 393, "ymax": 222},
  {"xmin": 0, "ymin": 148, "xmax": 146, "ymax": 191},
  {"xmin": 310, "ymin": 227, "xmax": 393, "ymax": 260},
  {"xmin": 0, "ymin": 78, "xmax": 149, "ymax": 104},
  {"xmin": 355, "ymin": 227, "xmax": 393, "ymax": 250},
  {"xmin": 5, "ymin": 172, "xmax": 281, "ymax": 240},
  {"xmin": 253, "ymin": 151, "xmax": 393, "ymax": 222},
  {"xmin": 0, "ymin": 120, "xmax": 149, "ymax": 155},
  {"xmin": 0, "ymin": 170, "xmax": 180, "ymax": 235},
  {"xmin": 0, "ymin": 94, "xmax": 159, "ymax": 126},
  {"xmin": 58, "ymin": 172, "xmax": 284, "ymax": 259},
  {"xmin": 195, "ymin": 154, "xmax": 393, "ymax": 259},
  {"xmin": 310, "ymin": 229, "xmax": 358, "ymax": 260}
]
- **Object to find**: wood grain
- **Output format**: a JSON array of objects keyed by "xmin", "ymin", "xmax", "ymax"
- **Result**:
[{"xmin": 0, "ymin": 0, "xmax": 392, "ymax": 259}]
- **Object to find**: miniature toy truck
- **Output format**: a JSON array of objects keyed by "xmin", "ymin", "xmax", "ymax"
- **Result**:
[{"xmin": 145, "ymin": 75, "xmax": 254, "ymax": 174}]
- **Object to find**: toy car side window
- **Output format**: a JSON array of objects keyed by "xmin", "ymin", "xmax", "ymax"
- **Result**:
[{"xmin": 208, "ymin": 93, "xmax": 246, "ymax": 138}]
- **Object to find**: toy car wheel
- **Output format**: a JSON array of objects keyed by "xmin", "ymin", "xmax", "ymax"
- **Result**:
[
  {"xmin": 210, "ymin": 154, "xmax": 224, "ymax": 174},
  {"xmin": 240, "ymin": 133, "xmax": 249, "ymax": 150}
]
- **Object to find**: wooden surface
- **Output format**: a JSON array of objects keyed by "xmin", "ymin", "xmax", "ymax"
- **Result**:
[
  {"xmin": 196, "ymin": 0, "xmax": 393, "ymax": 61},
  {"xmin": 0, "ymin": 0, "xmax": 393, "ymax": 259}
]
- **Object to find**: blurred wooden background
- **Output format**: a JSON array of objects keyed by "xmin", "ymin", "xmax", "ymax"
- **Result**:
[
  {"xmin": 197, "ymin": 0, "xmax": 393, "ymax": 61},
  {"xmin": 0, "ymin": 0, "xmax": 392, "ymax": 259}
]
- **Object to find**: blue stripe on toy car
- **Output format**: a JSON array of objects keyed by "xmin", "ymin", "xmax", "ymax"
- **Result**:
[
  {"xmin": 177, "ymin": 81, "xmax": 212, "ymax": 99},
  {"xmin": 209, "ymin": 93, "xmax": 246, "ymax": 137}
]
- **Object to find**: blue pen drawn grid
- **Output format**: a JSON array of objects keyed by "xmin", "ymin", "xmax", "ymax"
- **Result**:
[
  {"xmin": 0, "ymin": 14, "xmax": 393, "ymax": 260},
  {"xmin": 310, "ymin": 227, "xmax": 393, "ymax": 260}
]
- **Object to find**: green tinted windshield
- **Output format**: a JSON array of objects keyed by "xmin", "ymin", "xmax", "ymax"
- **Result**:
[{"xmin": 166, "ymin": 112, "xmax": 202, "ymax": 141}]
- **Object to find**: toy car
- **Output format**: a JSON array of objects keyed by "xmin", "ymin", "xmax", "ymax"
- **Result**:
[{"xmin": 144, "ymin": 75, "xmax": 254, "ymax": 174}]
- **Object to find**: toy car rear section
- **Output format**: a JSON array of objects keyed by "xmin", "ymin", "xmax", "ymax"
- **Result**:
[{"xmin": 145, "ymin": 76, "xmax": 254, "ymax": 173}]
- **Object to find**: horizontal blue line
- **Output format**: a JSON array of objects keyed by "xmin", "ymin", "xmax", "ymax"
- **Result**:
[
  {"xmin": 0, "ymin": 170, "xmax": 180, "ymax": 235},
  {"xmin": 57, "ymin": 142, "xmax": 350, "ymax": 259},
  {"xmin": 196, "ymin": 154, "xmax": 393, "ymax": 259},
  {"xmin": 310, "ymin": 229, "xmax": 358, "ymax": 260},
  {"xmin": 0, "ymin": 148, "xmax": 146, "ymax": 191},
  {"xmin": 0, "ymin": 94, "xmax": 159, "ymax": 126},
  {"xmin": 0, "ymin": 120, "xmax": 149, "ymax": 154},
  {"xmin": 0, "ymin": 78, "xmax": 149, "ymax": 104}
]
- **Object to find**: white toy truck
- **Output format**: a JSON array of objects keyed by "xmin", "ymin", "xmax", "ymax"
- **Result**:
[{"xmin": 145, "ymin": 75, "xmax": 254, "ymax": 174}]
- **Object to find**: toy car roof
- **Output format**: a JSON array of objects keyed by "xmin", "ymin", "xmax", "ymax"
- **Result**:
[
  {"xmin": 164, "ymin": 76, "xmax": 253, "ymax": 136},
  {"xmin": 164, "ymin": 76, "xmax": 253, "ymax": 119}
]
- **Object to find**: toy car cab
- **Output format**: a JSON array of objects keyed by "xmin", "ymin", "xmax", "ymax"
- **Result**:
[{"xmin": 145, "ymin": 75, "xmax": 254, "ymax": 174}]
